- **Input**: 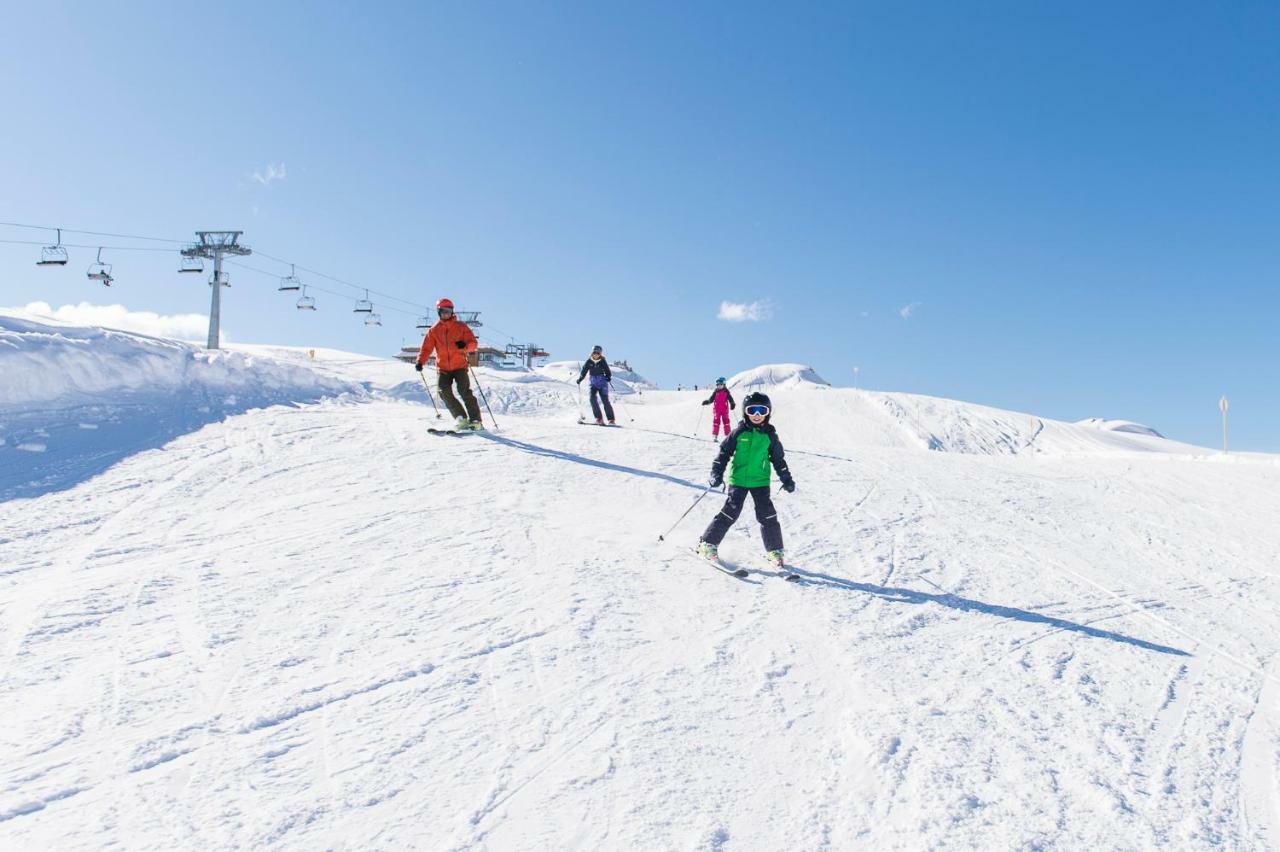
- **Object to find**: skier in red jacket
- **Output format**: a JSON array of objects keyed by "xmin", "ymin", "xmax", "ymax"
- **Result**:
[{"xmin": 414, "ymin": 298, "xmax": 482, "ymax": 429}]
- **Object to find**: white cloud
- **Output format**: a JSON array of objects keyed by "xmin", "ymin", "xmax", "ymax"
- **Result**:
[
  {"xmin": 899, "ymin": 301, "xmax": 922, "ymax": 319},
  {"xmin": 6, "ymin": 301, "xmax": 221, "ymax": 342},
  {"xmin": 251, "ymin": 162, "xmax": 287, "ymax": 186},
  {"xmin": 717, "ymin": 299, "xmax": 774, "ymax": 322}
]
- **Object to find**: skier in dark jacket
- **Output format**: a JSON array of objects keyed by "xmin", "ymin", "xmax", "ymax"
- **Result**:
[
  {"xmin": 698, "ymin": 391, "xmax": 796, "ymax": 568},
  {"xmin": 577, "ymin": 345, "xmax": 616, "ymax": 425}
]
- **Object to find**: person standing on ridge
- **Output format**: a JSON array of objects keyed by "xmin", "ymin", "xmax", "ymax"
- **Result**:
[
  {"xmin": 701, "ymin": 377, "xmax": 736, "ymax": 439},
  {"xmin": 577, "ymin": 345, "xmax": 616, "ymax": 425},
  {"xmin": 414, "ymin": 298, "xmax": 483, "ymax": 430},
  {"xmin": 697, "ymin": 391, "xmax": 796, "ymax": 569}
]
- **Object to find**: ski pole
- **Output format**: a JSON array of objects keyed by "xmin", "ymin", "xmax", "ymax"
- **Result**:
[
  {"xmin": 469, "ymin": 365, "xmax": 500, "ymax": 431},
  {"xmin": 658, "ymin": 485, "xmax": 720, "ymax": 541},
  {"xmin": 612, "ymin": 384, "xmax": 634, "ymax": 422},
  {"xmin": 418, "ymin": 371, "xmax": 442, "ymax": 419},
  {"xmin": 692, "ymin": 403, "xmax": 705, "ymax": 437},
  {"xmin": 576, "ymin": 382, "xmax": 586, "ymax": 423}
]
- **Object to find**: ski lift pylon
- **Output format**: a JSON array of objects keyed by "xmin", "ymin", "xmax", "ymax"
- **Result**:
[
  {"xmin": 354, "ymin": 289, "xmax": 373, "ymax": 313},
  {"xmin": 296, "ymin": 285, "xmax": 317, "ymax": 311},
  {"xmin": 279, "ymin": 263, "xmax": 301, "ymax": 292},
  {"xmin": 87, "ymin": 247, "xmax": 114, "ymax": 286},
  {"xmin": 38, "ymin": 228, "xmax": 69, "ymax": 266}
]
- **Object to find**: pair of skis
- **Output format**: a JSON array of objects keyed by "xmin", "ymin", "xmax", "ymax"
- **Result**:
[
  {"xmin": 686, "ymin": 547, "xmax": 800, "ymax": 582},
  {"xmin": 427, "ymin": 427, "xmax": 481, "ymax": 437}
]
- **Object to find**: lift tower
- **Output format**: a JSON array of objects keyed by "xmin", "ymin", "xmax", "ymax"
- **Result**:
[{"xmin": 182, "ymin": 231, "xmax": 251, "ymax": 349}]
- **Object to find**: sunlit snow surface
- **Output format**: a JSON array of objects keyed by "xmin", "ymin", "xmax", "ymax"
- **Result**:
[{"xmin": 2, "ymin": 315, "xmax": 1279, "ymax": 850}]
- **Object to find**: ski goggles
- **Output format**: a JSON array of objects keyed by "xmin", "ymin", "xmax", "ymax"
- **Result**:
[
  {"xmin": 744, "ymin": 404, "xmax": 770, "ymax": 417},
  {"xmin": 437, "ymin": 307, "xmax": 454, "ymax": 317}
]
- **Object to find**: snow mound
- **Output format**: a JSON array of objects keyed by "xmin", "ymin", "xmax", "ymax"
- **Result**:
[
  {"xmin": 727, "ymin": 363, "xmax": 829, "ymax": 389},
  {"xmin": 0, "ymin": 313, "xmax": 361, "ymax": 500},
  {"xmin": 1075, "ymin": 418, "xmax": 1164, "ymax": 438},
  {"xmin": 536, "ymin": 360, "xmax": 653, "ymax": 394},
  {"xmin": 384, "ymin": 367, "xmax": 579, "ymax": 416}
]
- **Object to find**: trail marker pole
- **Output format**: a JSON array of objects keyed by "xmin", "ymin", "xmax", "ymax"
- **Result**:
[{"xmin": 1220, "ymin": 395, "xmax": 1229, "ymax": 454}]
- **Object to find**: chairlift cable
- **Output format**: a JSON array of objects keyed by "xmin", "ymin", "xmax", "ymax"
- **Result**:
[
  {"xmin": 0, "ymin": 238, "xmax": 175, "ymax": 253},
  {"xmin": 0, "ymin": 221, "xmax": 187, "ymax": 244}
]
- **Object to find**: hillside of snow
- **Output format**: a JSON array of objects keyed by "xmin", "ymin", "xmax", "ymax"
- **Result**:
[
  {"xmin": 727, "ymin": 362, "xmax": 829, "ymax": 389},
  {"xmin": 3, "ymin": 339, "xmax": 1279, "ymax": 850},
  {"xmin": 0, "ymin": 315, "xmax": 361, "ymax": 500}
]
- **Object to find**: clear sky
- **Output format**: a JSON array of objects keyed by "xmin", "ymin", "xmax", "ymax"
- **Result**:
[{"xmin": 2, "ymin": 1, "xmax": 1276, "ymax": 450}]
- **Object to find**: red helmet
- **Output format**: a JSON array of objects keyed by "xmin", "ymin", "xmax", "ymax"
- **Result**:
[{"xmin": 436, "ymin": 297, "xmax": 454, "ymax": 310}]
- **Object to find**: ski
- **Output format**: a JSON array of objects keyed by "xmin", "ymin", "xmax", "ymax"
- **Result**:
[
  {"xmin": 763, "ymin": 556, "xmax": 801, "ymax": 582},
  {"xmin": 577, "ymin": 422, "xmax": 621, "ymax": 428},
  {"xmin": 686, "ymin": 547, "xmax": 750, "ymax": 579},
  {"xmin": 427, "ymin": 428, "xmax": 477, "ymax": 436}
]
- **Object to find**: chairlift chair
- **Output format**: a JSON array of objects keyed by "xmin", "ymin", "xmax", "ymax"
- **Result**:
[
  {"xmin": 353, "ymin": 289, "xmax": 373, "ymax": 313},
  {"xmin": 416, "ymin": 315, "xmax": 430, "ymax": 329},
  {"xmin": 364, "ymin": 311, "xmax": 382, "ymax": 327},
  {"xmin": 38, "ymin": 228, "xmax": 68, "ymax": 266},
  {"xmin": 87, "ymin": 247, "xmax": 113, "ymax": 286},
  {"xmin": 296, "ymin": 286, "xmax": 317, "ymax": 311},
  {"xmin": 279, "ymin": 263, "xmax": 301, "ymax": 292},
  {"xmin": 179, "ymin": 255, "xmax": 204, "ymax": 274}
]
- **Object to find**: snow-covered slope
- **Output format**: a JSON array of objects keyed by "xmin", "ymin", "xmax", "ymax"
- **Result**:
[
  {"xmin": 0, "ymin": 315, "xmax": 361, "ymax": 500},
  {"xmin": 1076, "ymin": 417, "xmax": 1165, "ymax": 437},
  {"xmin": 727, "ymin": 362, "xmax": 829, "ymax": 389},
  {"xmin": 3, "ymin": 347, "xmax": 1279, "ymax": 850}
]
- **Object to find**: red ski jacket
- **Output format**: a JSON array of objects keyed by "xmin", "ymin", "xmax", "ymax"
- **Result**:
[{"xmin": 416, "ymin": 317, "xmax": 477, "ymax": 372}]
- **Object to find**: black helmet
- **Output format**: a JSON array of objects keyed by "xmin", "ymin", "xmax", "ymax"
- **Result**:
[
  {"xmin": 591, "ymin": 344, "xmax": 603, "ymax": 354},
  {"xmin": 742, "ymin": 391, "xmax": 772, "ymax": 422}
]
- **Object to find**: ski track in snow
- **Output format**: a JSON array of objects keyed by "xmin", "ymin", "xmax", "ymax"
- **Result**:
[{"xmin": 2, "ymin": 389, "xmax": 1279, "ymax": 850}]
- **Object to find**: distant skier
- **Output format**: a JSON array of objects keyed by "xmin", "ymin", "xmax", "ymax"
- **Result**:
[
  {"xmin": 700, "ymin": 377, "xmax": 736, "ymax": 439},
  {"xmin": 698, "ymin": 391, "xmax": 796, "ymax": 569},
  {"xmin": 577, "ymin": 345, "xmax": 616, "ymax": 425},
  {"xmin": 414, "ymin": 298, "xmax": 482, "ymax": 430}
]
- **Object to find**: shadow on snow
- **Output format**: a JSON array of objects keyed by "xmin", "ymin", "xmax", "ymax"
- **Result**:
[
  {"xmin": 786, "ymin": 566, "xmax": 1191, "ymax": 657},
  {"xmin": 479, "ymin": 433, "xmax": 706, "ymax": 492}
]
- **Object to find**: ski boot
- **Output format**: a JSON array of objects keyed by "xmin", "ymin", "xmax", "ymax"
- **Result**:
[
  {"xmin": 455, "ymin": 415, "xmax": 469, "ymax": 431},
  {"xmin": 767, "ymin": 550, "xmax": 800, "ymax": 581},
  {"xmin": 595, "ymin": 417, "xmax": 605, "ymax": 426},
  {"xmin": 697, "ymin": 541, "xmax": 719, "ymax": 562},
  {"xmin": 608, "ymin": 419, "xmax": 617, "ymax": 426},
  {"xmin": 467, "ymin": 420, "xmax": 485, "ymax": 432}
]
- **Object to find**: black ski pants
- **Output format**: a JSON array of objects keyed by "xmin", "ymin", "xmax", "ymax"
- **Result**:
[
  {"xmin": 589, "ymin": 385, "xmax": 615, "ymax": 422},
  {"xmin": 438, "ymin": 368, "xmax": 482, "ymax": 422},
  {"xmin": 701, "ymin": 485, "xmax": 783, "ymax": 552}
]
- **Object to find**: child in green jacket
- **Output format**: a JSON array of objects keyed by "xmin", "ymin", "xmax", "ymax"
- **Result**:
[{"xmin": 698, "ymin": 391, "xmax": 796, "ymax": 568}]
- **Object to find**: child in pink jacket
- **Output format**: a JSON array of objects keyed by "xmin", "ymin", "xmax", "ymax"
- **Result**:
[{"xmin": 701, "ymin": 377, "xmax": 736, "ymax": 439}]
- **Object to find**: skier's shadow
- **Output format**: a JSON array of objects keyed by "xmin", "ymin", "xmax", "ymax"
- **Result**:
[
  {"xmin": 785, "ymin": 566, "xmax": 1191, "ymax": 657},
  {"xmin": 479, "ymin": 433, "xmax": 705, "ymax": 491}
]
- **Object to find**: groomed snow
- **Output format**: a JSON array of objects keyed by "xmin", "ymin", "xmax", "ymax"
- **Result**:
[{"xmin": 2, "ymin": 337, "xmax": 1279, "ymax": 850}]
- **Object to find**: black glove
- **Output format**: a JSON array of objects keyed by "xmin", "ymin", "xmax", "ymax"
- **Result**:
[
  {"xmin": 414, "ymin": 362, "xmax": 423, "ymax": 372},
  {"xmin": 709, "ymin": 473, "xmax": 723, "ymax": 488},
  {"xmin": 782, "ymin": 480, "xmax": 796, "ymax": 493},
  {"xmin": 576, "ymin": 378, "xmax": 583, "ymax": 385},
  {"xmin": 701, "ymin": 400, "xmax": 710, "ymax": 406},
  {"xmin": 454, "ymin": 340, "xmax": 466, "ymax": 350}
]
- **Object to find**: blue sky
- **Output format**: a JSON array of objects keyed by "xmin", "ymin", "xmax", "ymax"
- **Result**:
[{"xmin": 2, "ymin": 1, "xmax": 1276, "ymax": 449}]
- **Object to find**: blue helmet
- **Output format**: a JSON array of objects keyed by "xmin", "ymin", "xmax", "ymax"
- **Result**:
[{"xmin": 715, "ymin": 376, "xmax": 726, "ymax": 385}]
